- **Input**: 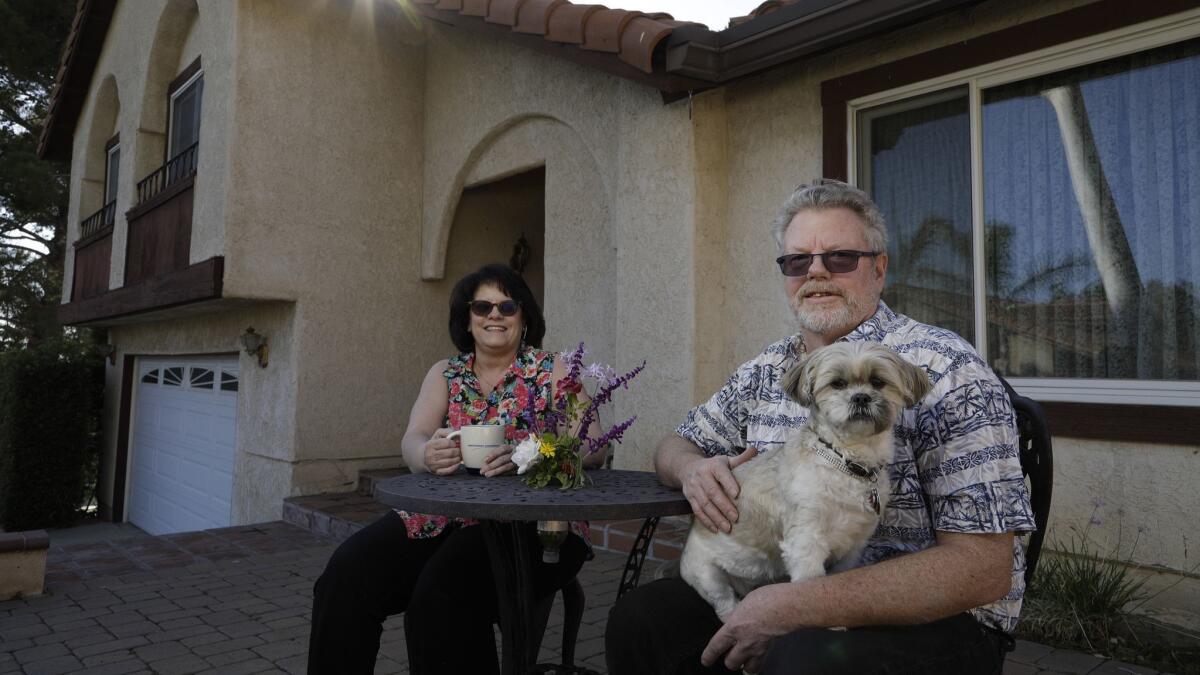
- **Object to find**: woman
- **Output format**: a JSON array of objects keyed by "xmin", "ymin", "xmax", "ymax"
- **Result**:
[{"xmin": 308, "ymin": 264, "xmax": 605, "ymax": 675}]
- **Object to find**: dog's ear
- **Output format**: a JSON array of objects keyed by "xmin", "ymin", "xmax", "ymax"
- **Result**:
[
  {"xmin": 782, "ymin": 353, "xmax": 818, "ymax": 407},
  {"xmin": 890, "ymin": 353, "xmax": 932, "ymax": 407}
]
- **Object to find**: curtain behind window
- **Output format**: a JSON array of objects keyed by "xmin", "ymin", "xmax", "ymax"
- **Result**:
[
  {"xmin": 983, "ymin": 38, "xmax": 1200, "ymax": 380},
  {"xmin": 860, "ymin": 88, "xmax": 974, "ymax": 342}
]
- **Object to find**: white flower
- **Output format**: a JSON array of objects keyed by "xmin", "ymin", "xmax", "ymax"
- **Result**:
[{"xmin": 512, "ymin": 435, "xmax": 544, "ymax": 474}]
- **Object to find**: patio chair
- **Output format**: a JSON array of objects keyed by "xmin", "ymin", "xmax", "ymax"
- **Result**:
[{"xmin": 995, "ymin": 375, "xmax": 1054, "ymax": 586}]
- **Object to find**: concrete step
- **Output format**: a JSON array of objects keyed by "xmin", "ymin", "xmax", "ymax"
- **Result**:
[
  {"xmin": 358, "ymin": 467, "xmax": 411, "ymax": 496},
  {"xmin": 282, "ymin": 491, "xmax": 390, "ymax": 541}
]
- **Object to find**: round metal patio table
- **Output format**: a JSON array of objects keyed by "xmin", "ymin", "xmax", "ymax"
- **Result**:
[{"xmin": 374, "ymin": 469, "xmax": 691, "ymax": 675}]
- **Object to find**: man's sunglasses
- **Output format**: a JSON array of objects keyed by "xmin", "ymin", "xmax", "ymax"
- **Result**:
[
  {"xmin": 468, "ymin": 300, "xmax": 521, "ymax": 317},
  {"xmin": 775, "ymin": 250, "xmax": 880, "ymax": 277}
]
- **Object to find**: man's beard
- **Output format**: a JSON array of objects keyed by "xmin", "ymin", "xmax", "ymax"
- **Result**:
[{"xmin": 793, "ymin": 285, "xmax": 876, "ymax": 336}]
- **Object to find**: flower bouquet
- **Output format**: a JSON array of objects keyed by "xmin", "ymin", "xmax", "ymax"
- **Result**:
[{"xmin": 511, "ymin": 343, "xmax": 645, "ymax": 489}]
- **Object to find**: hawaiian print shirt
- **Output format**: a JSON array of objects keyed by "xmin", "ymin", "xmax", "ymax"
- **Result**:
[
  {"xmin": 397, "ymin": 345, "xmax": 591, "ymax": 547},
  {"xmin": 677, "ymin": 302, "xmax": 1036, "ymax": 632}
]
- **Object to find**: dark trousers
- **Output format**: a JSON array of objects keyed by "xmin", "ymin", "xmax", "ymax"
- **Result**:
[
  {"xmin": 605, "ymin": 578, "xmax": 1010, "ymax": 675},
  {"xmin": 308, "ymin": 511, "xmax": 587, "ymax": 675}
]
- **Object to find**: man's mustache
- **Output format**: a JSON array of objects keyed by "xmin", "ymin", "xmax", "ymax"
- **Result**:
[{"xmin": 798, "ymin": 283, "xmax": 845, "ymax": 297}]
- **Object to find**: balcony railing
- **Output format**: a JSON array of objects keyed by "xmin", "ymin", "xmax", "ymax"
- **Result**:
[
  {"xmin": 72, "ymin": 201, "xmax": 116, "ymax": 302},
  {"xmin": 135, "ymin": 142, "xmax": 198, "ymax": 205},
  {"xmin": 79, "ymin": 200, "xmax": 116, "ymax": 242}
]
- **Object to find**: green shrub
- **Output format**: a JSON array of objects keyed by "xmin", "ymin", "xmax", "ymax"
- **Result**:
[
  {"xmin": 1019, "ymin": 509, "xmax": 1200, "ymax": 674},
  {"xmin": 0, "ymin": 340, "xmax": 103, "ymax": 530}
]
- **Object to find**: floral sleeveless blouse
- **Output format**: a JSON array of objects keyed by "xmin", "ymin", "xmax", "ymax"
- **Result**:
[{"xmin": 397, "ymin": 345, "xmax": 591, "ymax": 549}]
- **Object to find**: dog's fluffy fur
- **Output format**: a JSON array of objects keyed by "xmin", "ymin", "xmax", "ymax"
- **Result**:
[{"xmin": 680, "ymin": 341, "xmax": 931, "ymax": 619}]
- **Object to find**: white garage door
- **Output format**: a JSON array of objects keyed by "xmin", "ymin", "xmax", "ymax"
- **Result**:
[{"xmin": 129, "ymin": 356, "xmax": 239, "ymax": 535}]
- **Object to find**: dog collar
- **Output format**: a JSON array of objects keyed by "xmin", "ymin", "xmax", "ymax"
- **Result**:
[
  {"xmin": 814, "ymin": 437, "xmax": 879, "ymax": 482},
  {"xmin": 815, "ymin": 438, "xmax": 882, "ymax": 515}
]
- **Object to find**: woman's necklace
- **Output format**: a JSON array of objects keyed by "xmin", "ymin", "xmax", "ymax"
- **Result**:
[
  {"xmin": 473, "ymin": 348, "xmax": 516, "ymax": 394},
  {"xmin": 473, "ymin": 365, "xmax": 508, "ymax": 394}
]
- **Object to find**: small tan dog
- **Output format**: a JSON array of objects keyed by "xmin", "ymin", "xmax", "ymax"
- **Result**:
[{"xmin": 680, "ymin": 341, "xmax": 931, "ymax": 619}]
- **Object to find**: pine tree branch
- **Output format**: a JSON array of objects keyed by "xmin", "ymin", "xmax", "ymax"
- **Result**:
[
  {"xmin": 14, "ymin": 225, "xmax": 53, "ymax": 244},
  {"xmin": 0, "ymin": 241, "xmax": 47, "ymax": 257},
  {"xmin": 0, "ymin": 98, "xmax": 37, "ymax": 135}
]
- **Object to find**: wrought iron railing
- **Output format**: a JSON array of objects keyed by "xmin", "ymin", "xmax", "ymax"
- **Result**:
[
  {"xmin": 79, "ymin": 200, "xmax": 116, "ymax": 242},
  {"xmin": 135, "ymin": 142, "xmax": 198, "ymax": 205}
]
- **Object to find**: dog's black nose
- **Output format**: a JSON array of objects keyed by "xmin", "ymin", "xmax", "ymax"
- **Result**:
[{"xmin": 851, "ymin": 393, "xmax": 872, "ymax": 407}]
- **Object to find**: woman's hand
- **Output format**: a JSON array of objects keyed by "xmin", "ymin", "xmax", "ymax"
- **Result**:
[
  {"xmin": 423, "ymin": 428, "xmax": 462, "ymax": 475},
  {"xmin": 481, "ymin": 445, "xmax": 517, "ymax": 477}
]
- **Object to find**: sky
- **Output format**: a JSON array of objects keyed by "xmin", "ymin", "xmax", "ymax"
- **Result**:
[{"xmin": 617, "ymin": 0, "xmax": 766, "ymax": 30}]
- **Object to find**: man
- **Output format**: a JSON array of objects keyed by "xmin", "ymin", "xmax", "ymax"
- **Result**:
[{"xmin": 605, "ymin": 180, "xmax": 1034, "ymax": 674}]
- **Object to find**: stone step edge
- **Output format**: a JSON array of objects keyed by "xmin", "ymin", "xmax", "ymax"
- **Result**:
[
  {"xmin": 283, "ymin": 493, "xmax": 693, "ymax": 563},
  {"xmin": 357, "ymin": 467, "xmax": 412, "ymax": 495}
]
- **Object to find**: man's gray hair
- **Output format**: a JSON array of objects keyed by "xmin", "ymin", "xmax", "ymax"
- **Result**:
[{"xmin": 769, "ymin": 179, "xmax": 888, "ymax": 253}]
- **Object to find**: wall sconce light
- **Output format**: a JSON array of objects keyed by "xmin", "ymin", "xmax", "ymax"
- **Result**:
[
  {"xmin": 94, "ymin": 343, "xmax": 116, "ymax": 365},
  {"xmin": 239, "ymin": 327, "xmax": 269, "ymax": 368}
]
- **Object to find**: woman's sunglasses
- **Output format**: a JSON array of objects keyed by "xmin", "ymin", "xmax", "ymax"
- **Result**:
[
  {"xmin": 775, "ymin": 250, "xmax": 880, "ymax": 277},
  {"xmin": 468, "ymin": 300, "xmax": 521, "ymax": 317}
]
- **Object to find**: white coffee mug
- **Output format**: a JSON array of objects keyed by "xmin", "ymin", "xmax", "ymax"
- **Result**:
[{"xmin": 446, "ymin": 424, "xmax": 506, "ymax": 474}]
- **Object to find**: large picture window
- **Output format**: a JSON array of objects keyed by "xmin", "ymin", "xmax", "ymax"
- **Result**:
[{"xmin": 852, "ymin": 21, "xmax": 1200, "ymax": 406}]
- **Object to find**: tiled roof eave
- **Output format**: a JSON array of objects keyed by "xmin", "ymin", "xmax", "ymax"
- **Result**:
[
  {"xmin": 38, "ymin": 0, "xmax": 117, "ymax": 160},
  {"xmin": 415, "ymin": 3, "xmax": 714, "ymax": 95}
]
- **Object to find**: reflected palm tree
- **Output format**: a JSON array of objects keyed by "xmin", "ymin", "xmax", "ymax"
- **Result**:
[{"xmin": 1041, "ymin": 82, "xmax": 1141, "ymax": 375}]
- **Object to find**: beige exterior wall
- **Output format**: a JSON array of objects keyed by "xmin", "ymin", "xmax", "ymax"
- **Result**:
[
  {"xmin": 221, "ymin": 0, "xmax": 428, "ymax": 501},
  {"xmin": 61, "ymin": 0, "xmax": 237, "ymax": 291},
  {"xmin": 708, "ymin": 0, "xmax": 1198, "ymax": 578},
  {"xmin": 418, "ymin": 0, "xmax": 1199, "ymax": 580},
  {"xmin": 76, "ymin": 0, "xmax": 430, "ymax": 524},
  {"xmin": 64, "ymin": 0, "xmax": 1197, "ymax": 589},
  {"xmin": 420, "ymin": 28, "xmax": 712, "ymax": 468}
]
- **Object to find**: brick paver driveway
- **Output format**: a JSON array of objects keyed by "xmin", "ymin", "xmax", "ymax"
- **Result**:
[
  {"xmin": 0, "ymin": 522, "xmax": 615, "ymax": 674},
  {"xmin": 0, "ymin": 521, "xmax": 1162, "ymax": 674}
]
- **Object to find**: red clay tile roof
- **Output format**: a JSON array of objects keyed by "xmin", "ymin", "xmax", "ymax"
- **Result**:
[
  {"xmin": 38, "ymin": 0, "xmax": 116, "ymax": 160},
  {"xmin": 410, "ymin": 0, "xmax": 700, "ymax": 74}
]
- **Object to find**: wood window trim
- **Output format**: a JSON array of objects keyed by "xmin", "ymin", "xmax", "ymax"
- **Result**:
[
  {"xmin": 104, "ymin": 133, "xmax": 120, "ymax": 204},
  {"xmin": 819, "ymin": 0, "xmax": 1200, "ymax": 443},
  {"xmin": 165, "ymin": 56, "xmax": 202, "ymax": 163},
  {"xmin": 168, "ymin": 56, "xmax": 202, "ymax": 98}
]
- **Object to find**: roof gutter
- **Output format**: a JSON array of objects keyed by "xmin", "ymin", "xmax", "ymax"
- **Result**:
[{"xmin": 663, "ymin": 0, "xmax": 983, "ymax": 85}]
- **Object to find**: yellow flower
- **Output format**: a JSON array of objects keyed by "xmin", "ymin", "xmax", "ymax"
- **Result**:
[{"xmin": 539, "ymin": 438, "xmax": 557, "ymax": 458}]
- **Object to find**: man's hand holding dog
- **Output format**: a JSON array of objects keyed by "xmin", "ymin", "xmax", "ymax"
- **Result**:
[
  {"xmin": 681, "ymin": 447, "xmax": 759, "ymax": 533},
  {"xmin": 701, "ymin": 584, "xmax": 790, "ymax": 673}
]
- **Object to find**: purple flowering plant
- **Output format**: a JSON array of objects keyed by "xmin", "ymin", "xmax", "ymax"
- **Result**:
[{"xmin": 511, "ymin": 342, "xmax": 645, "ymax": 489}]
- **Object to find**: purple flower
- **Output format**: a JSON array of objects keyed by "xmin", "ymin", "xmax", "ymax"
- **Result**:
[
  {"xmin": 587, "ymin": 415, "xmax": 637, "ymax": 454},
  {"xmin": 577, "ymin": 360, "xmax": 645, "ymax": 444}
]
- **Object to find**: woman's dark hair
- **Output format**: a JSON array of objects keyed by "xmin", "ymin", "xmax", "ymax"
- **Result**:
[{"xmin": 448, "ymin": 264, "xmax": 545, "ymax": 353}]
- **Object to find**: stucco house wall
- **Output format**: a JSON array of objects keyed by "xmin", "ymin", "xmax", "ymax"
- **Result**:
[
  {"xmin": 415, "ymin": 0, "xmax": 1199, "ymax": 587},
  {"xmin": 221, "ymin": 0, "xmax": 430, "ymax": 508},
  {"xmin": 708, "ymin": 0, "xmax": 1198, "ymax": 577},
  {"xmin": 60, "ymin": 0, "xmax": 1196, "ymax": 610},
  {"xmin": 66, "ymin": 0, "xmax": 239, "ymax": 515}
]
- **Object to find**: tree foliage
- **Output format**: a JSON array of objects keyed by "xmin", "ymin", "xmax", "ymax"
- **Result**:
[{"xmin": 0, "ymin": 0, "xmax": 76, "ymax": 349}]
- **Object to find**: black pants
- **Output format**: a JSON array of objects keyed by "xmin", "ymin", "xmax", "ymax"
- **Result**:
[
  {"xmin": 308, "ymin": 511, "xmax": 587, "ymax": 675},
  {"xmin": 605, "ymin": 578, "xmax": 1010, "ymax": 675}
]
